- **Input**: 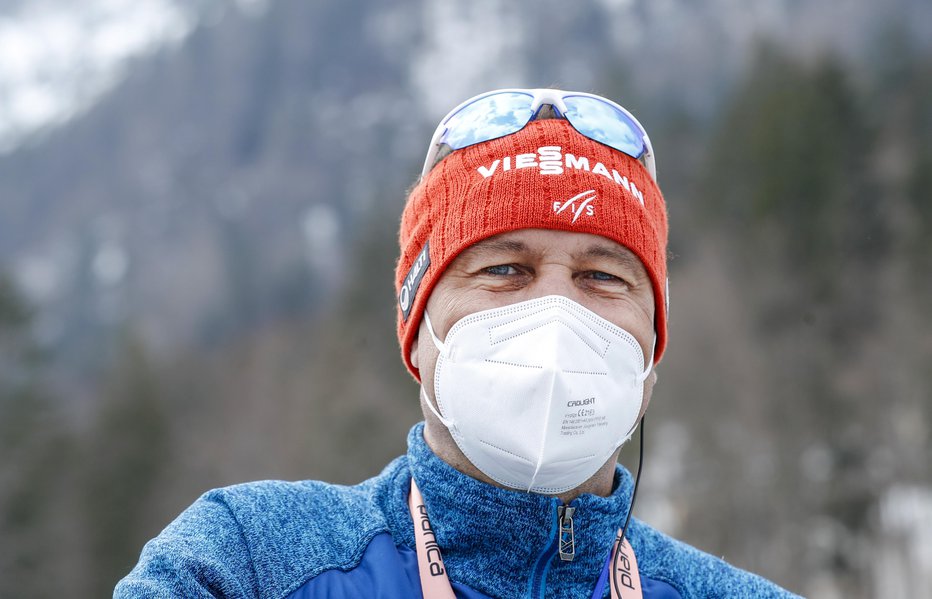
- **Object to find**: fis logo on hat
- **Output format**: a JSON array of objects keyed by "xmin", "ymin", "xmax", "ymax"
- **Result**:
[
  {"xmin": 477, "ymin": 145, "xmax": 645, "ymax": 205},
  {"xmin": 553, "ymin": 190, "xmax": 597, "ymax": 223}
]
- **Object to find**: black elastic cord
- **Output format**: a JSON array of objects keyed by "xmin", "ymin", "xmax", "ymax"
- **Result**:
[{"xmin": 611, "ymin": 415, "xmax": 645, "ymax": 596}]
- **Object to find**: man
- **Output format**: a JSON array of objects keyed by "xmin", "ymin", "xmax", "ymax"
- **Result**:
[{"xmin": 117, "ymin": 89, "xmax": 797, "ymax": 597}]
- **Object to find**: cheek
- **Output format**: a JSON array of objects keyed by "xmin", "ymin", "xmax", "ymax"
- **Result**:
[
  {"xmin": 636, "ymin": 319, "xmax": 656, "ymax": 364},
  {"xmin": 602, "ymin": 302, "xmax": 655, "ymax": 361},
  {"xmin": 629, "ymin": 296, "xmax": 657, "ymax": 361}
]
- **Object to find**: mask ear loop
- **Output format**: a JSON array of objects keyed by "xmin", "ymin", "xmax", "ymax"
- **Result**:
[
  {"xmin": 419, "ymin": 310, "xmax": 455, "ymax": 429},
  {"xmin": 420, "ymin": 386, "xmax": 454, "ymax": 429},
  {"xmin": 619, "ymin": 334, "xmax": 656, "ymax": 441},
  {"xmin": 422, "ymin": 310, "xmax": 447, "ymax": 354},
  {"xmin": 637, "ymin": 335, "xmax": 657, "ymax": 383}
]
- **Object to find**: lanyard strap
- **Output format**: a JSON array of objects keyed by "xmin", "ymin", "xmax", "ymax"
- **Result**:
[
  {"xmin": 608, "ymin": 534, "xmax": 643, "ymax": 599},
  {"xmin": 408, "ymin": 478, "xmax": 642, "ymax": 599},
  {"xmin": 409, "ymin": 477, "xmax": 457, "ymax": 599}
]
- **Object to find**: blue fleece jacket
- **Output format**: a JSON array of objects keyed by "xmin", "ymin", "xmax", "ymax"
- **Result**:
[{"xmin": 115, "ymin": 424, "xmax": 799, "ymax": 598}]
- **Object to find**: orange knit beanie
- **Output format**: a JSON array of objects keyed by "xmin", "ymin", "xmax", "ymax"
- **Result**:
[{"xmin": 396, "ymin": 119, "xmax": 668, "ymax": 380}]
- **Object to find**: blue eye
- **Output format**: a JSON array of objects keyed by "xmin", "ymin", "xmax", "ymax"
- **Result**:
[
  {"xmin": 590, "ymin": 271, "xmax": 618, "ymax": 281},
  {"xmin": 588, "ymin": 271, "xmax": 630, "ymax": 286},
  {"xmin": 485, "ymin": 265, "xmax": 517, "ymax": 276}
]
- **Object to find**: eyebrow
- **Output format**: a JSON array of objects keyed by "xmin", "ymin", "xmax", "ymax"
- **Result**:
[
  {"xmin": 575, "ymin": 244, "xmax": 647, "ymax": 275},
  {"xmin": 460, "ymin": 237, "xmax": 647, "ymax": 277},
  {"xmin": 465, "ymin": 238, "xmax": 529, "ymax": 256}
]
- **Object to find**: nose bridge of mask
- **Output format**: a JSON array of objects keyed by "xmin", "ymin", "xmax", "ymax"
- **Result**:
[
  {"xmin": 427, "ymin": 296, "xmax": 656, "ymax": 376},
  {"xmin": 487, "ymin": 301, "xmax": 611, "ymax": 360},
  {"xmin": 519, "ymin": 296, "xmax": 654, "ymax": 383}
]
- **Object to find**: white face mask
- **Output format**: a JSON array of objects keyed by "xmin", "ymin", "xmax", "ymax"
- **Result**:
[{"xmin": 421, "ymin": 295, "xmax": 653, "ymax": 494}]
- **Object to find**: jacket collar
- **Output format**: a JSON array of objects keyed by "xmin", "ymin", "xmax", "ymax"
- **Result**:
[{"xmin": 387, "ymin": 423, "xmax": 636, "ymax": 598}]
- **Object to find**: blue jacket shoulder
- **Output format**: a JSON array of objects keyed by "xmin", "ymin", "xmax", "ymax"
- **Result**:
[
  {"xmin": 208, "ymin": 477, "xmax": 389, "ymax": 596},
  {"xmin": 115, "ymin": 457, "xmax": 408, "ymax": 599},
  {"xmin": 630, "ymin": 519, "xmax": 799, "ymax": 598}
]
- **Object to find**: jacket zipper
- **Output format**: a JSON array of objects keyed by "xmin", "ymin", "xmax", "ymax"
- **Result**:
[
  {"xmin": 528, "ymin": 500, "xmax": 577, "ymax": 598},
  {"xmin": 557, "ymin": 505, "xmax": 576, "ymax": 561}
]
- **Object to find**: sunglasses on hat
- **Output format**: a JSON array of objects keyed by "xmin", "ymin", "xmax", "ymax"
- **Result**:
[{"xmin": 421, "ymin": 88, "xmax": 657, "ymax": 181}]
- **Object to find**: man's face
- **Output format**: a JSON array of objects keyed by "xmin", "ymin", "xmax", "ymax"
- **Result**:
[{"xmin": 412, "ymin": 227, "xmax": 657, "ymax": 419}]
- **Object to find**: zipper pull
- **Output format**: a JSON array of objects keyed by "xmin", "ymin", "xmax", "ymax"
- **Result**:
[{"xmin": 557, "ymin": 505, "xmax": 575, "ymax": 562}]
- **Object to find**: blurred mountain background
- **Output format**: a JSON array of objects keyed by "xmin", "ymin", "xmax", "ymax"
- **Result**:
[{"xmin": 1, "ymin": 0, "xmax": 930, "ymax": 596}]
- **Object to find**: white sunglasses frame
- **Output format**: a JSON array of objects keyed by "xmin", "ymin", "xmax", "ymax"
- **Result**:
[{"xmin": 421, "ymin": 88, "xmax": 657, "ymax": 182}]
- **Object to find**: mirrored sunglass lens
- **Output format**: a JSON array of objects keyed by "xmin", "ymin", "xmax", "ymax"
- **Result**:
[
  {"xmin": 562, "ymin": 96, "xmax": 646, "ymax": 159},
  {"xmin": 441, "ymin": 91, "xmax": 535, "ymax": 150}
]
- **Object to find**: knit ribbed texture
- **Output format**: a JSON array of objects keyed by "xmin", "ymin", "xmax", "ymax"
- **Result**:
[
  {"xmin": 396, "ymin": 119, "xmax": 669, "ymax": 380},
  {"xmin": 115, "ymin": 423, "xmax": 801, "ymax": 598}
]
